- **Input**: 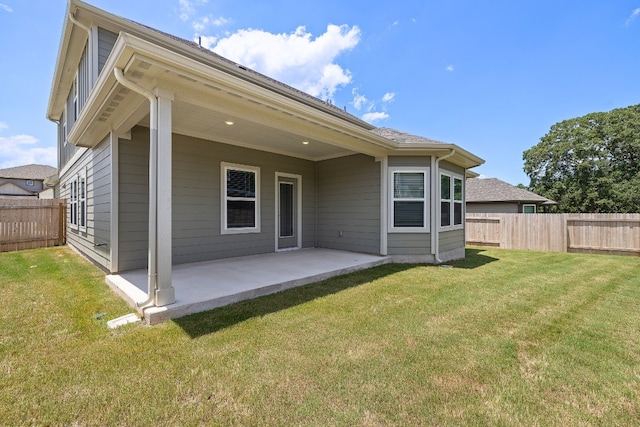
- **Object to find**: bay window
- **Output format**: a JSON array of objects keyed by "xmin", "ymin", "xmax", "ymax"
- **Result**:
[{"xmin": 440, "ymin": 173, "xmax": 463, "ymax": 228}]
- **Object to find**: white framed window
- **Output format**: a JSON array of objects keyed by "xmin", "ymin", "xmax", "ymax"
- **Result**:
[
  {"xmin": 26, "ymin": 180, "xmax": 34, "ymax": 186},
  {"xmin": 68, "ymin": 172, "xmax": 87, "ymax": 230},
  {"xmin": 72, "ymin": 73, "xmax": 78, "ymax": 121},
  {"xmin": 78, "ymin": 173, "xmax": 87, "ymax": 230},
  {"xmin": 69, "ymin": 178, "xmax": 78, "ymax": 228},
  {"xmin": 440, "ymin": 173, "xmax": 464, "ymax": 229},
  {"xmin": 523, "ymin": 204, "xmax": 536, "ymax": 214},
  {"xmin": 61, "ymin": 110, "xmax": 67, "ymax": 145},
  {"xmin": 221, "ymin": 162, "xmax": 260, "ymax": 234},
  {"xmin": 389, "ymin": 167, "xmax": 430, "ymax": 232}
]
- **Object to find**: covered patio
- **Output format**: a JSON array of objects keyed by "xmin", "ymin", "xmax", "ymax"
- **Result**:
[{"xmin": 106, "ymin": 248, "xmax": 390, "ymax": 324}]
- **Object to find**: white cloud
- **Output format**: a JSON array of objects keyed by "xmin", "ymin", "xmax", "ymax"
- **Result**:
[
  {"xmin": 446, "ymin": 65, "xmax": 454, "ymax": 72},
  {"xmin": 0, "ymin": 121, "xmax": 8, "ymax": 131},
  {"xmin": 192, "ymin": 15, "xmax": 229, "ymax": 33},
  {"xmin": 362, "ymin": 112, "xmax": 389, "ymax": 123},
  {"xmin": 210, "ymin": 24, "xmax": 360, "ymax": 100},
  {"xmin": 0, "ymin": 3, "xmax": 12, "ymax": 12},
  {"xmin": 626, "ymin": 8, "xmax": 640, "ymax": 25},
  {"xmin": 382, "ymin": 92, "xmax": 395, "ymax": 102},
  {"xmin": 0, "ymin": 134, "xmax": 56, "ymax": 168},
  {"xmin": 351, "ymin": 88, "xmax": 367, "ymax": 110},
  {"xmin": 178, "ymin": 0, "xmax": 209, "ymax": 22}
]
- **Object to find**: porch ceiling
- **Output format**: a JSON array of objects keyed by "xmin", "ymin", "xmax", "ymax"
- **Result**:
[
  {"xmin": 78, "ymin": 39, "xmax": 387, "ymax": 161},
  {"xmin": 67, "ymin": 32, "xmax": 483, "ymax": 168}
]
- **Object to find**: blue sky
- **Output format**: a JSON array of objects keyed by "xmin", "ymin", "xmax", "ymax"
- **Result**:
[{"xmin": 1, "ymin": 0, "xmax": 639, "ymax": 185}]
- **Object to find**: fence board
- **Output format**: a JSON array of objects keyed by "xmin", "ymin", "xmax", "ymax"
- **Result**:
[
  {"xmin": 0, "ymin": 199, "xmax": 66, "ymax": 252},
  {"xmin": 466, "ymin": 213, "xmax": 640, "ymax": 256}
]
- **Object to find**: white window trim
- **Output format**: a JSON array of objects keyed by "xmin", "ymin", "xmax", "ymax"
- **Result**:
[
  {"xmin": 523, "ymin": 204, "xmax": 537, "ymax": 214},
  {"xmin": 388, "ymin": 166, "xmax": 430, "ymax": 233},
  {"xmin": 78, "ymin": 171, "xmax": 87, "ymax": 231},
  {"xmin": 73, "ymin": 72, "xmax": 79, "ymax": 121},
  {"xmin": 69, "ymin": 177, "xmax": 78, "ymax": 230},
  {"xmin": 221, "ymin": 162, "xmax": 261, "ymax": 235},
  {"xmin": 439, "ymin": 172, "xmax": 464, "ymax": 230},
  {"xmin": 62, "ymin": 110, "xmax": 67, "ymax": 146}
]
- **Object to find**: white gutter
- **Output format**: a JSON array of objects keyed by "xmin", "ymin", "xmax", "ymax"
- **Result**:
[
  {"xmin": 113, "ymin": 67, "xmax": 158, "ymax": 308},
  {"xmin": 432, "ymin": 149, "xmax": 455, "ymax": 264}
]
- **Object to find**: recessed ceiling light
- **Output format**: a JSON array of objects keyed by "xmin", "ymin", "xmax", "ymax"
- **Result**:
[
  {"xmin": 302, "ymin": 141, "xmax": 310, "ymax": 145},
  {"xmin": 225, "ymin": 121, "xmax": 234, "ymax": 125}
]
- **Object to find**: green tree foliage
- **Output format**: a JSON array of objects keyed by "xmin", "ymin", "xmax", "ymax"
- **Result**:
[{"xmin": 523, "ymin": 104, "xmax": 640, "ymax": 213}]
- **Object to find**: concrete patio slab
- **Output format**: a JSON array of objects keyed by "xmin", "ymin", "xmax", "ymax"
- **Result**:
[{"xmin": 106, "ymin": 248, "xmax": 390, "ymax": 325}]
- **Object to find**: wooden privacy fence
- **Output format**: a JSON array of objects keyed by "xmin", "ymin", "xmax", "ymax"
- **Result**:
[
  {"xmin": 466, "ymin": 213, "xmax": 640, "ymax": 256},
  {"xmin": 0, "ymin": 199, "xmax": 66, "ymax": 252}
]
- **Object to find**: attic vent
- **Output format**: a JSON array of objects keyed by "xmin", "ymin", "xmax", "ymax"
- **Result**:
[
  {"xmin": 113, "ymin": 95, "xmax": 124, "ymax": 102},
  {"xmin": 139, "ymin": 61, "xmax": 151, "ymax": 70},
  {"xmin": 118, "ymin": 88, "xmax": 130, "ymax": 95},
  {"xmin": 131, "ymin": 70, "xmax": 144, "ymax": 79}
]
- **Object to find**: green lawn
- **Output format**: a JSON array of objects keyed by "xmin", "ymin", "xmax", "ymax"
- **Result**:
[{"xmin": 1, "ymin": 246, "xmax": 639, "ymax": 426}]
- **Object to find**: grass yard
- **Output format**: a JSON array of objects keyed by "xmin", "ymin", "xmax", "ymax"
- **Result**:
[{"xmin": 1, "ymin": 246, "xmax": 639, "ymax": 426}]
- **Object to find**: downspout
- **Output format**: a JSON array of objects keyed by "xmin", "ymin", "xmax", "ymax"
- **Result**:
[
  {"xmin": 432, "ymin": 149, "xmax": 455, "ymax": 264},
  {"xmin": 113, "ymin": 68, "xmax": 158, "ymax": 308},
  {"xmin": 69, "ymin": 11, "xmax": 90, "ymax": 34}
]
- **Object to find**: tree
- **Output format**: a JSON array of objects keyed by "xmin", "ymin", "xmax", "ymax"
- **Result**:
[{"xmin": 523, "ymin": 104, "xmax": 640, "ymax": 213}]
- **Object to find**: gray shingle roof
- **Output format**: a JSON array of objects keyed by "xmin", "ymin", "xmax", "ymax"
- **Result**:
[
  {"xmin": 466, "ymin": 178, "xmax": 555, "ymax": 204},
  {"xmin": 0, "ymin": 164, "xmax": 57, "ymax": 180},
  {"xmin": 124, "ymin": 19, "xmax": 374, "ymax": 129},
  {"xmin": 370, "ymin": 127, "xmax": 447, "ymax": 144}
]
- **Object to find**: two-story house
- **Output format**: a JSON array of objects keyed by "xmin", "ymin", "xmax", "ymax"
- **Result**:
[{"xmin": 47, "ymin": 0, "xmax": 484, "ymax": 318}]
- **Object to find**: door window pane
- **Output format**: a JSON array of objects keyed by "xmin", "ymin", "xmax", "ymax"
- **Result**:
[{"xmin": 279, "ymin": 183, "xmax": 294, "ymax": 237}]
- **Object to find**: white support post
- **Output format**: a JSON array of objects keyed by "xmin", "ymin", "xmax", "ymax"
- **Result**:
[
  {"xmin": 154, "ymin": 88, "xmax": 175, "ymax": 306},
  {"xmin": 109, "ymin": 131, "xmax": 119, "ymax": 273}
]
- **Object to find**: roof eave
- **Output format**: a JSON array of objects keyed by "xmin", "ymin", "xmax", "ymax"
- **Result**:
[{"xmin": 50, "ymin": 0, "xmax": 373, "ymax": 130}]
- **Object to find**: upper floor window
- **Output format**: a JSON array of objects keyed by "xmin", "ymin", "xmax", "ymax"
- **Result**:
[
  {"xmin": 221, "ymin": 162, "xmax": 260, "ymax": 234},
  {"xmin": 26, "ymin": 180, "xmax": 34, "ymax": 186},
  {"xmin": 72, "ymin": 73, "xmax": 78, "ymax": 121},
  {"xmin": 440, "ymin": 173, "xmax": 463, "ymax": 229},
  {"xmin": 68, "ymin": 173, "xmax": 87, "ymax": 231},
  {"xmin": 523, "ymin": 204, "xmax": 536, "ymax": 214},
  {"xmin": 389, "ymin": 167, "xmax": 429, "ymax": 232}
]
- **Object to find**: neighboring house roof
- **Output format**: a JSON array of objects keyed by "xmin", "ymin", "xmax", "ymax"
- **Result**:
[
  {"xmin": 0, "ymin": 164, "xmax": 57, "ymax": 180},
  {"xmin": 466, "ymin": 178, "xmax": 556, "ymax": 204}
]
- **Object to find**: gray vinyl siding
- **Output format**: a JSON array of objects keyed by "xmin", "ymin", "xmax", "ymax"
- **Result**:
[
  {"xmin": 440, "ymin": 160, "xmax": 464, "ymax": 177},
  {"xmin": 388, "ymin": 233, "xmax": 431, "ymax": 256},
  {"xmin": 389, "ymin": 156, "xmax": 430, "ymax": 167},
  {"xmin": 316, "ymin": 154, "xmax": 380, "ymax": 254},
  {"xmin": 439, "ymin": 229, "xmax": 465, "ymax": 253},
  {"xmin": 466, "ymin": 202, "xmax": 519, "ymax": 214},
  {"xmin": 97, "ymin": 27, "xmax": 118, "ymax": 76},
  {"xmin": 118, "ymin": 130, "xmax": 149, "ymax": 271},
  {"xmin": 118, "ymin": 127, "xmax": 316, "ymax": 271},
  {"xmin": 61, "ymin": 134, "xmax": 112, "ymax": 270}
]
